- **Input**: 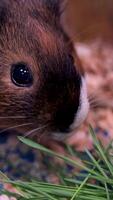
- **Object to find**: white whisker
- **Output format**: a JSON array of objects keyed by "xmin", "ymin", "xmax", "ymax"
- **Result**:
[
  {"xmin": 24, "ymin": 124, "xmax": 49, "ymax": 138},
  {"xmin": 0, "ymin": 123, "xmax": 33, "ymax": 134},
  {"xmin": 0, "ymin": 116, "xmax": 26, "ymax": 119},
  {"xmin": 88, "ymin": 94, "xmax": 105, "ymax": 109}
]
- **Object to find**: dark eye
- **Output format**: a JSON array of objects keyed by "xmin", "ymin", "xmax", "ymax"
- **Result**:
[{"xmin": 11, "ymin": 62, "xmax": 33, "ymax": 87}]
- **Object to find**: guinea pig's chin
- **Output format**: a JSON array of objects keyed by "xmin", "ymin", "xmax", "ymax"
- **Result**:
[{"xmin": 70, "ymin": 77, "xmax": 89, "ymax": 131}]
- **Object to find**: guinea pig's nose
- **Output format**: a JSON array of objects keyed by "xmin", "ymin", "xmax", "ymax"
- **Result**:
[{"xmin": 54, "ymin": 105, "xmax": 76, "ymax": 133}]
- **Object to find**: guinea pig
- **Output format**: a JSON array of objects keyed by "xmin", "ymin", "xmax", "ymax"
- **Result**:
[{"xmin": 0, "ymin": 0, "xmax": 89, "ymax": 141}]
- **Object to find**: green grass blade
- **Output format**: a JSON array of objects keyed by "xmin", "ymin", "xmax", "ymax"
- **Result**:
[
  {"xmin": 89, "ymin": 125, "xmax": 113, "ymax": 176},
  {"xmin": 104, "ymin": 183, "xmax": 110, "ymax": 200},
  {"xmin": 18, "ymin": 136, "xmax": 108, "ymax": 179},
  {"xmin": 85, "ymin": 149, "xmax": 108, "ymax": 178},
  {"xmin": 70, "ymin": 173, "xmax": 90, "ymax": 200}
]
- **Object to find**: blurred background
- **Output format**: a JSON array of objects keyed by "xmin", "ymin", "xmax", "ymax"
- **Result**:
[
  {"xmin": 65, "ymin": 0, "xmax": 113, "ymax": 42},
  {"xmin": 62, "ymin": 0, "xmax": 113, "ymax": 149}
]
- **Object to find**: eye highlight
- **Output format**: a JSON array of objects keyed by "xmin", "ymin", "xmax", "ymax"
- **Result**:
[{"xmin": 11, "ymin": 62, "xmax": 33, "ymax": 87}]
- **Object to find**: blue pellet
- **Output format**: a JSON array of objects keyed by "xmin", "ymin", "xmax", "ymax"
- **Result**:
[
  {"xmin": 19, "ymin": 150, "xmax": 35, "ymax": 162},
  {"xmin": 0, "ymin": 134, "xmax": 9, "ymax": 144},
  {"xmin": 103, "ymin": 130, "xmax": 109, "ymax": 137}
]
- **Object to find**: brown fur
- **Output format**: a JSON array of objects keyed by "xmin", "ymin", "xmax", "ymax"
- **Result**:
[{"xmin": 0, "ymin": 0, "xmax": 82, "ymax": 136}]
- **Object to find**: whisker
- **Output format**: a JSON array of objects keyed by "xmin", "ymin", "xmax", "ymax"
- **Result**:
[
  {"xmin": 88, "ymin": 96, "xmax": 97, "ymax": 102},
  {"xmin": 24, "ymin": 124, "xmax": 49, "ymax": 138},
  {"xmin": 88, "ymin": 93, "xmax": 100, "ymax": 101},
  {"xmin": 37, "ymin": 131, "xmax": 49, "ymax": 143},
  {"xmin": 90, "ymin": 97, "xmax": 113, "ymax": 109},
  {"xmin": 0, "ymin": 116, "xmax": 26, "ymax": 119},
  {"xmin": 88, "ymin": 94, "xmax": 106, "ymax": 109},
  {"xmin": 91, "ymin": 102, "xmax": 113, "ymax": 109},
  {"xmin": 88, "ymin": 93, "xmax": 106, "ymax": 106},
  {"xmin": 89, "ymin": 99, "xmax": 103, "ymax": 105},
  {"xmin": 90, "ymin": 99, "xmax": 103, "ymax": 106},
  {"xmin": 90, "ymin": 104, "xmax": 102, "ymax": 109},
  {"xmin": 0, "ymin": 123, "xmax": 33, "ymax": 134}
]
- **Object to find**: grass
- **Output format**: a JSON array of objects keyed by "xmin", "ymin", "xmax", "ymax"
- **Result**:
[{"xmin": 0, "ymin": 126, "xmax": 113, "ymax": 199}]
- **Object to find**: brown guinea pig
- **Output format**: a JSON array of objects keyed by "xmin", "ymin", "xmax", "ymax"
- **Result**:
[{"xmin": 0, "ymin": 0, "xmax": 89, "ymax": 141}]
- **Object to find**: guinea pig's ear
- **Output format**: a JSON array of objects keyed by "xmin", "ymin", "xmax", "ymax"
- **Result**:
[{"xmin": 44, "ymin": 0, "xmax": 68, "ymax": 18}]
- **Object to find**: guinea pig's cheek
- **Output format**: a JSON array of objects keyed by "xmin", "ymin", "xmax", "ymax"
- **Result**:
[{"xmin": 70, "ymin": 77, "xmax": 89, "ymax": 130}]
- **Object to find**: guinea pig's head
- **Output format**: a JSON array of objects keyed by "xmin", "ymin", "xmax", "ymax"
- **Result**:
[{"xmin": 0, "ymin": 0, "xmax": 89, "ymax": 139}]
